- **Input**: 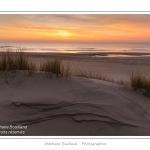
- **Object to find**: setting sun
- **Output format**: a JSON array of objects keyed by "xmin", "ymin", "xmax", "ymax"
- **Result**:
[{"xmin": 56, "ymin": 30, "xmax": 72, "ymax": 37}]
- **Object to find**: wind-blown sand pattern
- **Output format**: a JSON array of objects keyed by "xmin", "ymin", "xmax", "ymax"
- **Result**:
[{"xmin": 0, "ymin": 71, "xmax": 150, "ymax": 136}]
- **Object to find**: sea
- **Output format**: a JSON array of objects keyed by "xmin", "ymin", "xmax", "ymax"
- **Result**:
[{"xmin": 1, "ymin": 42, "xmax": 150, "ymax": 54}]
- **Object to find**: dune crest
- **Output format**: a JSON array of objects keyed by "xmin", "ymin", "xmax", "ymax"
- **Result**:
[{"xmin": 0, "ymin": 71, "xmax": 150, "ymax": 136}]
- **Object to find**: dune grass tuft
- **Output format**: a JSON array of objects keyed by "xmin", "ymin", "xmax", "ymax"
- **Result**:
[
  {"xmin": 130, "ymin": 71, "xmax": 150, "ymax": 96},
  {"xmin": 39, "ymin": 57, "xmax": 71, "ymax": 77},
  {"xmin": 0, "ymin": 50, "xmax": 36, "ymax": 73},
  {"xmin": 74, "ymin": 69, "xmax": 107, "ymax": 81}
]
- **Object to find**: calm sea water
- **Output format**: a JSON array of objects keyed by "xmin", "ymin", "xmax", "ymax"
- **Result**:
[{"xmin": 1, "ymin": 42, "xmax": 150, "ymax": 54}]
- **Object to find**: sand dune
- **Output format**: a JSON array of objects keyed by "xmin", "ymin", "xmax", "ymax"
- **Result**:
[{"xmin": 0, "ymin": 71, "xmax": 150, "ymax": 136}]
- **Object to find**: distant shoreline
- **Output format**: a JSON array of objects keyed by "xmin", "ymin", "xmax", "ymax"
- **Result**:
[{"xmin": 1, "ymin": 51, "xmax": 150, "ymax": 57}]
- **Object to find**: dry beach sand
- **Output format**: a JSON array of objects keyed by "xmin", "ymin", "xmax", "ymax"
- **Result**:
[
  {"xmin": 0, "ymin": 52, "xmax": 150, "ymax": 136},
  {"xmin": 29, "ymin": 52, "xmax": 150, "ymax": 82}
]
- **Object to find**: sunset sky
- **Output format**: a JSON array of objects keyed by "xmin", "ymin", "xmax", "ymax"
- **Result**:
[{"xmin": 0, "ymin": 14, "xmax": 150, "ymax": 43}]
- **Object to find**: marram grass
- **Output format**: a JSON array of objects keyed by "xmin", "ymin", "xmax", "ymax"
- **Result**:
[
  {"xmin": 0, "ymin": 50, "xmax": 36, "ymax": 72},
  {"xmin": 39, "ymin": 57, "xmax": 71, "ymax": 77},
  {"xmin": 130, "ymin": 71, "xmax": 150, "ymax": 96}
]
